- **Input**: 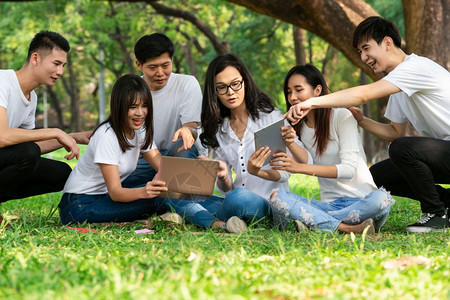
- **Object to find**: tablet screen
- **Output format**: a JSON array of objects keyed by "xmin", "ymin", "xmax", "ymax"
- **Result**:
[{"xmin": 254, "ymin": 119, "xmax": 286, "ymax": 165}]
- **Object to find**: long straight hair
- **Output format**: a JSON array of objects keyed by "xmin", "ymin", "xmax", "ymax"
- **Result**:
[
  {"xmin": 92, "ymin": 74, "xmax": 153, "ymax": 152},
  {"xmin": 283, "ymin": 64, "xmax": 331, "ymax": 157},
  {"xmin": 200, "ymin": 53, "xmax": 274, "ymax": 149}
]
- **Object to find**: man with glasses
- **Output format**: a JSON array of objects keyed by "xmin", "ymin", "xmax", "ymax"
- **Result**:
[{"xmin": 123, "ymin": 33, "xmax": 205, "ymax": 192}]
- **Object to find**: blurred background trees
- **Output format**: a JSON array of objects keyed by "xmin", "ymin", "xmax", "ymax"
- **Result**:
[{"xmin": 0, "ymin": 0, "xmax": 447, "ymax": 163}]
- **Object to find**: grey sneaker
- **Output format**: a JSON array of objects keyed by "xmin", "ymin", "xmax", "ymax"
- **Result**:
[
  {"xmin": 406, "ymin": 213, "xmax": 449, "ymax": 233},
  {"xmin": 159, "ymin": 212, "xmax": 183, "ymax": 224},
  {"xmin": 223, "ymin": 216, "xmax": 247, "ymax": 234},
  {"xmin": 293, "ymin": 220, "xmax": 308, "ymax": 233}
]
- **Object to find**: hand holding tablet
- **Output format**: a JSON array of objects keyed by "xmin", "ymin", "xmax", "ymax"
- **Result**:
[{"xmin": 254, "ymin": 119, "xmax": 287, "ymax": 166}]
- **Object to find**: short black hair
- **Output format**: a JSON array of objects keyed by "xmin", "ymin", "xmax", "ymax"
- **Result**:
[
  {"xmin": 134, "ymin": 33, "xmax": 174, "ymax": 65},
  {"xmin": 352, "ymin": 16, "xmax": 402, "ymax": 49},
  {"xmin": 27, "ymin": 30, "xmax": 70, "ymax": 61}
]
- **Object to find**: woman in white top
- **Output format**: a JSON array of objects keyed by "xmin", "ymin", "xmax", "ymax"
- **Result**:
[
  {"xmin": 164, "ymin": 54, "xmax": 309, "ymax": 231},
  {"xmin": 270, "ymin": 65, "xmax": 394, "ymax": 233},
  {"xmin": 59, "ymin": 74, "xmax": 169, "ymax": 224}
]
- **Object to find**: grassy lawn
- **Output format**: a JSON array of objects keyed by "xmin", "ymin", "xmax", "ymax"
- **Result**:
[{"xmin": 0, "ymin": 148, "xmax": 448, "ymax": 299}]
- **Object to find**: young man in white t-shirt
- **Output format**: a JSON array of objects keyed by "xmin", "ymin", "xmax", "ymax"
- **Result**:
[
  {"xmin": 284, "ymin": 16, "xmax": 450, "ymax": 232},
  {"xmin": 0, "ymin": 31, "xmax": 90, "ymax": 223},
  {"xmin": 123, "ymin": 33, "xmax": 204, "ymax": 187}
]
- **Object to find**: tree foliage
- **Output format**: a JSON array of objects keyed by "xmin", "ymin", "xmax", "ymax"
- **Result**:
[{"xmin": 1, "ymin": 0, "xmax": 444, "ymax": 160}]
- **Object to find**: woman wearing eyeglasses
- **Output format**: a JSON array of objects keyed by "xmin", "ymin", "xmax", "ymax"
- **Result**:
[{"xmin": 196, "ymin": 53, "xmax": 311, "ymax": 229}]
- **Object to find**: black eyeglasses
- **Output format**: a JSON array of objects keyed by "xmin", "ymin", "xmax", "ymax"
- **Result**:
[{"xmin": 215, "ymin": 79, "xmax": 244, "ymax": 95}]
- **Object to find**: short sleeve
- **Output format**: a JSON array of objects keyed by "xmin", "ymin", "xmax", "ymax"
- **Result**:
[
  {"xmin": 179, "ymin": 76, "xmax": 202, "ymax": 125},
  {"xmin": 93, "ymin": 128, "xmax": 122, "ymax": 166},
  {"xmin": 384, "ymin": 92, "xmax": 409, "ymax": 124}
]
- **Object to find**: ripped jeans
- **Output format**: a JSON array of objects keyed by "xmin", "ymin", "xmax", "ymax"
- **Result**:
[{"xmin": 271, "ymin": 189, "xmax": 394, "ymax": 232}]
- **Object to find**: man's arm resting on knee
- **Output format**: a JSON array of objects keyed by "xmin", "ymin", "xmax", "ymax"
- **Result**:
[
  {"xmin": 0, "ymin": 107, "xmax": 80, "ymax": 159},
  {"xmin": 36, "ymin": 131, "xmax": 92, "ymax": 154}
]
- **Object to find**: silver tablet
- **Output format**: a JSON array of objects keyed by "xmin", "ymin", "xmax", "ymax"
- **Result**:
[{"xmin": 254, "ymin": 118, "xmax": 286, "ymax": 166}]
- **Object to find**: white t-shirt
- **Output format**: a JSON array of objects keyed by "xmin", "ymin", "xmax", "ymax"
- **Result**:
[
  {"xmin": 151, "ymin": 73, "xmax": 203, "ymax": 151},
  {"xmin": 0, "ymin": 69, "xmax": 37, "ymax": 129},
  {"xmin": 300, "ymin": 108, "xmax": 376, "ymax": 203},
  {"xmin": 383, "ymin": 54, "xmax": 450, "ymax": 140},
  {"xmin": 64, "ymin": 123, "xmax": 156, "ymax": 195},
  {"xmin": 213, "ymin": 108, "xmax": 310, "ymax": 200}
]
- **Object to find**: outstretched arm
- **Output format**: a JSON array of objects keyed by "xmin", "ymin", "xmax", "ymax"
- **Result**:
[{"xmin": 284, "ymin": 79, "xmax": 401, "ymax": 124}]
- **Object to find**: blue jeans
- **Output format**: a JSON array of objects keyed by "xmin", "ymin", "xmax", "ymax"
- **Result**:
[
  {"xmin": 163, "ymin": 188, "xmax": 270, "ymax": 228},
  {"xmin": 272, "ymin": 189, "xmax": 394, "ymax": 232},
  {"xmin": 122, "ymin": 139, "xmax": 200, "ymax": 188},
  {"xmin": 59, "ymin": 192, "xmax": 168, "ymax": 224}
]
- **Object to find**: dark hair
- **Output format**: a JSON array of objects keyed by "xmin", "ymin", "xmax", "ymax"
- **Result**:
[
  {"xmin": 283, "ymin": 64, "xmax": 331, "ymax": 157},
  {"xmin": 200, "ymin": 53, "xmax": 274, "ymax": 149},
  {"xmin": 27, "ymin": 30, "xmax": 70, "ymax": 61},
  {"xmin": 352, "ymin": 16, "xmax": 402, "ymax": 49},
  {"xmin": 93, "ymin": 74, "xmax": 154, "ymax": 152},
  {"xmin": 134, "ymin": 33, "xmax": 174, "ymax": 64}
]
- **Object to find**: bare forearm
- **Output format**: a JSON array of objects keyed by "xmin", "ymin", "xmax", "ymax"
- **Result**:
[
  {"xmin": 309, "ymin": 80, "xmax": 401, "ymax": 110},
  {"xmin": 0, "ymin": 128, "xmax": 64, "ymax": 148},
  {"xmin": 296, "ymin": 164, "xmax": 338, "ymax": 178},
  {"xmin": 287, "ymin": 143, "xmax": 309, "ymax": 163},
  {"xmin": 36, "ymin": 139, "xmax": 64, "ymax": 154},
  {"xmin": 255, "ymin": 169, "xmax": 281, "ymax": 182},
  {"xmin": 309, "ymin": 86, "xmax": 371, "ymax": 109},
  {"xmin": 217, "ymin": 176, "xmax": 232, "ymax": 193},
  {"xmin": 36, "ymin": 131, "xmax": 91, "ymax": 154},
  {"xmin": 109, "ymin": 186, "xmax": 150, "ymax": 202},
  {"xmin": 358, "ymin": 118, "xmax": 404, "ymax": 142}
]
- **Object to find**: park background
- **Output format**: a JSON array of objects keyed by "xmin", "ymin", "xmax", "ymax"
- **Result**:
[{"xmin": 0, "ymin": 0, "xmax": 448, "ymax": 299}]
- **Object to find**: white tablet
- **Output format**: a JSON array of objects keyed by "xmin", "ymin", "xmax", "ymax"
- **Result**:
[{"xmin": 254, "ymin": 118, "xmax": 286, "ymax": 166}]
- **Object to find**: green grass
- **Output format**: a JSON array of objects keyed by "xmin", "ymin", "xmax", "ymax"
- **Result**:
[{"xmin": 0, "ymin": 148, "xmax": 449, "ymax": 299}]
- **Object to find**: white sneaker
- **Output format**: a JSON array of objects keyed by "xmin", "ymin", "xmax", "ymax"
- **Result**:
[
  {"xmin": 159, "ymin": 212, "xmax": 183, "ymax": 224},
  {"xmin": 224, "ymin": 216, "xmax": 247, "ymax": 234}
]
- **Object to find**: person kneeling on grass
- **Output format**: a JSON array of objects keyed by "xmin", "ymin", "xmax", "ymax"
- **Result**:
[
  {"xmin": 0, "ymin": 31, "xmax": 90, "ymax": 226},
  {"xmin": 59, "ymin": 74, "xmax": 172, "ymax": 224},
  {"xmin": 269, "ymin": 65, "xmax": 395, "ymax": 234},
  {"xmin": 284, "ymin": 16, "xmax": 450, "ymax": 233}
]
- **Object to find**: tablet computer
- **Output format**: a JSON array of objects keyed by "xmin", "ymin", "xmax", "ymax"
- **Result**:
[
  {"xmin": 158, "ymin": 156, "xmax": 219, "ymax": 200},
  {"xmin": 254, "ymin": 118, "xmax": 286, "ymax": 166}
]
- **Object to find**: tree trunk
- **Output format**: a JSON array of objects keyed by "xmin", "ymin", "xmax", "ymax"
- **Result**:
[
  {"xmin": 61, "ymin": 55, "xmax": 81, "ymax": 132},
  {"xmin": 225, "ymin": 0, "xmax": 381, "ymax": 79},
  {"xmin": 46, "ymin": 86, "xmax": 65, "ymax": 129},
  {"xmin": 226, "ymin": 0, "xmax": 450, "ymax": 75},
  {"xmin": 321, "ymin": 44, "xmax": 336, "ymax": 76},
  {"xmin": 292, "ymin": 26, "xmax": 306, "ymax": 65},
  {"xmin": 181, "ymin": 41, "xmax": 198, "ymax": 78},
  {"xmin": 402, "ymin": 0, "xmax": 449, "ymax": 70}
]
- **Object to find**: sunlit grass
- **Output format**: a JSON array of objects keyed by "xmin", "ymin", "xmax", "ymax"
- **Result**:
[{"xmin": 1, "ymin": 148, "xmax": 449, "ymax": 299}]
